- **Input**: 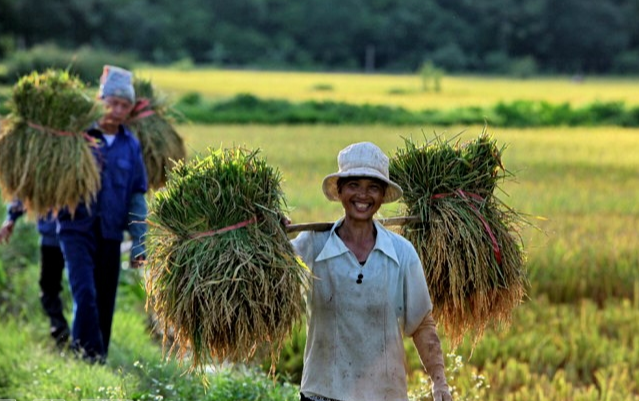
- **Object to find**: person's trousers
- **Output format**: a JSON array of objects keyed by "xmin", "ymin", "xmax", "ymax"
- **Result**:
[
  {"xmin": 39, "ymin": 244, "xmax": 69, "ymax": 341},
  {"xmin": 59, "ymin": 223, "xmax": 121, "ymax": 362}
]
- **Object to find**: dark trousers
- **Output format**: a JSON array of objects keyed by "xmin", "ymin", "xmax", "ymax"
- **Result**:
[
  {"xmin": 39, "ymin": 244, "xmax": 69, "ymax": 340},
  {"xmin": 59, "ymin": 222, "xmax": 121, "ymax": 362}
]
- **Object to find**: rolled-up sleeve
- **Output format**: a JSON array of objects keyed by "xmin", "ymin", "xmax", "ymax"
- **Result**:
[{"xmin": 127, "ymin": 192, "xmax": 148, "ymax": 259}]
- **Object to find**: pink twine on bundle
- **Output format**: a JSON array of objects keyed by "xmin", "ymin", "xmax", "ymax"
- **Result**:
[
  {"xmin": 431, "ymin": 189, "xmax": 502, "ymax": 265},
  {"xmin": 27, "ymin": 121, "xmax": 99, "ymax": 148},
  {"xmin": 189, "ymin": 216, "xmax": 258, "ymax": 240},
  {"xmin": 128, "ymin": 98, "xmax": 156, "ymax": 121}
]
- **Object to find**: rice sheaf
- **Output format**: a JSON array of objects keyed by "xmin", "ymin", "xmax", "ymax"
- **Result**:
[
  {"xmin": 389, "ymin": 130, "xmax": 529, "ymax": 348},
  {"xmin": 145, "ymin": 146, "xmax": 309, "ymax": 372},
  {"xmin": 0, "ymin": 69, "xmax": 101, "ymax": 216},
  {"xmin": 128, "ymin": 78, "xmax": 187, "ymax": 190}
]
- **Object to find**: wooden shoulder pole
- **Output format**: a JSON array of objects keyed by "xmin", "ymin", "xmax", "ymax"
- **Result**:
[{"xmin": 285, "ymin": 215, "xmax": 422, "ymax": 233}]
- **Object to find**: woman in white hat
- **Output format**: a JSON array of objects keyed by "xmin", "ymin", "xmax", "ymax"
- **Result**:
[{"xmin": 292, "ymin": 142, "xmax": 452, "ymax": 401}]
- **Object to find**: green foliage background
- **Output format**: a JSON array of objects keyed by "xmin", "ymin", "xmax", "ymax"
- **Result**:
[
  {"xmin": 1, "ymin": 0, "xmax": 639, "ymax": 74},
  {"xmin": 172, "ymin": 93, "xmax": 639, "ymax": 127}
]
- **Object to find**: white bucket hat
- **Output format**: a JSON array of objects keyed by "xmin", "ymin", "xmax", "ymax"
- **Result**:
[{"xmin": 322, "ymin": 142, "xmax": 403, "ymax": 203}]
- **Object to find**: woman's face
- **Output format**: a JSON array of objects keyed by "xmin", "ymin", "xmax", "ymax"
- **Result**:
[
  {"xmin": 338, "ymin": 177, "xmax": 386, "ymax": 222},
  {"xmin": 101, "ymin": 96, "xmax": 134, "ymax": 126}
]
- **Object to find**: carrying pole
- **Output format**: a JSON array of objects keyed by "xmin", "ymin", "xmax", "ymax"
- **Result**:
[{"xmin": 285, "ymin": 215, "xmax": 422, "ymax": 233}]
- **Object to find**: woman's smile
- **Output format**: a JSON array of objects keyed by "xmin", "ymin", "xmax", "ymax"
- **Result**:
[{"xmin": 339, "ymin": 178, "xmax": 385, "ymax": 221}]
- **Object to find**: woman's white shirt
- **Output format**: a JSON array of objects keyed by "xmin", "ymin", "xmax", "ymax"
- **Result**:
[{"xmin": 292, "ymin": 219, "xmax": 432, "ymax": 401}]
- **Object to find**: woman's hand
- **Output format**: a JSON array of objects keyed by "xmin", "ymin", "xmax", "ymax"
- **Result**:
[
  {"xmin": 432, "ymin": 383, "xmax": 453, "ymax": 401},
  {"xmin": 279, "ymin": 214, "xmax": 291, "ymax": 227},
  {"xmin": 130, "ymin": 255, "xmax": 145, "ymax": 269}
]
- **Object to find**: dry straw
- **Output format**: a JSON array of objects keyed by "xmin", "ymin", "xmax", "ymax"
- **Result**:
[
  {"xmin": 128, "ymin": 78, "xmax": 186, "ymax": 190},
  {"xmin": 389, "ymin": 129, "xmax": 529, "ymax": 347},
  {"xmin": 145, "ymin": 146, "xmax": 308, "ymax": 372},
  {"xmin": 0, "ymin": 69, "xmax": 101, "ymax": 215}
]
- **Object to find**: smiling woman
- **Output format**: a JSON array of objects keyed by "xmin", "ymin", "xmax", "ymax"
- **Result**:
[{"xmin": 291, "ymin": 142, "xmax": 452, "ymax": 401}]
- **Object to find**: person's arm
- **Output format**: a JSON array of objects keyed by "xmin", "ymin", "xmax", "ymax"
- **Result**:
[
  {"xmin": 127, "ymin": 192, "xmax": 147, "ymax": 268},
  {"xmin": 0, "ymin": 200, "xmax": 25, "ymax": 243},
  {"xmin": 127, "ymin": 136, "xmax": 148, "ymax": 268},
  {"xmin": 412, "ymin": 312, "xmax": 452, "ymax": 401}
]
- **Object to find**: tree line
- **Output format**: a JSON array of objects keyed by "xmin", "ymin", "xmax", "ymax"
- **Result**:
[{"xmin": 1, "ymin": 0, "xmax": 638, "ymax": 75}]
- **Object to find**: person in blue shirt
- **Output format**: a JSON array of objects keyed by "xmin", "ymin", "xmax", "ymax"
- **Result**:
[
  {"xmin": 0, "ymin": 197, "xmax": 146, "ymax": 348},
  {"xmin": 56, "ymin": 65, "xmax": 148, "ymax": 363},
  {"xmin": 0, "ymin": 201, "xmax": 70, "ymax": 346}
]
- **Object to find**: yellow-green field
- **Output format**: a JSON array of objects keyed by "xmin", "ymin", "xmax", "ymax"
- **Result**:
[
  {"xmin": 178, "ymin": 123, "xmax": 639, "ymax": 301},
  {"xmin": 137, "ymin": 67, "xmax": 639, "ymax": 110},
  {"xmin": 173, "ymin": 123, "xmax": 639, "ymax": 399},
  {"xmin": 177, "ymin": 124, "xmax": 639, "ymax": 218},
  {"xmin": 3, "ymin": 68, "xmax": 639, "ymax": 399}
]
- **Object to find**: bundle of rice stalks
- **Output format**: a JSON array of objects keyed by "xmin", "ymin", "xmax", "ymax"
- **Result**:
[
  {"xmin": 389, "ymin": 128, "xmax": 529, "ymax": 347},
  {"xmin": 0, "ymin": 69, "xmax": 101, "ymax": 215},
  {"xmin": 145, "ymin": 146, "xmax": 308, "ymax": 372},
  {"xmin": 128, "ymin": 78, "xmax": 186, "ymax": 190}
]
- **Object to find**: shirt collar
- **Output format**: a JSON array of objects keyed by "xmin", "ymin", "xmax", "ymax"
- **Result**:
[{"xmin": 315, "ymin": 218, "xmax": 400, "ymax": 266}]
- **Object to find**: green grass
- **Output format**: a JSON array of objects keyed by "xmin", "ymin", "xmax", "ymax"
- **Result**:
[{"xmin": 0, "ymin": 265, "xmax": 301, "ymax": 401}]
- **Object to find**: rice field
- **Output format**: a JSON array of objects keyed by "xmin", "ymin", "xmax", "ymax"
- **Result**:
[
  {"xmin": 176, "ymin": 124, "xmax": 639, "ymax": 217},
  {"xmin": 171, "ymin": 123, "xmax": 639, "ymax": 399},
  {"xmin": 176, "ymin": 123, "xmax": 639, "ymax": 301},
  {"xmin": 3, "ymin": 68, "xmax": 639, "ymax": 399},
  {"xmin": 135, "ymin": 67, "xmax": 639, "ymax": 110}
]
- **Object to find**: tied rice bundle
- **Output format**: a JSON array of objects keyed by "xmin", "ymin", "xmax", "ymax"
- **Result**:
[
  {"xmin": 0, "ymin": 69, "xmax": 100, "ymax": 215},
  {"xmin": 389, "ymin": 129, "xmax": 528, "ymax": 347},
  {"xmin": 145, "ymin": 146, "xmax": 308, "ymax": 372},
  {"xmin": 128, "ymin": 78, "xmax": 186, "ymax": 190}
]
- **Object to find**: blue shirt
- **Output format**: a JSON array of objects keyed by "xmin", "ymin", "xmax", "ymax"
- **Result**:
[
  {"xmin": 6, "ymin": 200, "xmax": 25, "ymax": 223},
  {"xmin": 57, "ymin": 124, "xmax": 147, "ymax": 241}
]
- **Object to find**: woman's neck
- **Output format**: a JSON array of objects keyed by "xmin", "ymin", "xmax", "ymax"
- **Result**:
[
  {"xmin": 338, "ymin": 219, "xmax": 375, "ymax": 241},
  {"xmin": 337, "ymin": 219, "xmax": 377, "ymax": 262}
]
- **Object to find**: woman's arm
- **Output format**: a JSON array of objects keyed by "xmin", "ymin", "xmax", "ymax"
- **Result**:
[
  {"xmin": 127, "ymin": 192, "xmax": 147, "ymax": 267},
  {"xmin": 412, "ymin": 312, "xmax": 452, "ymax": 401}
]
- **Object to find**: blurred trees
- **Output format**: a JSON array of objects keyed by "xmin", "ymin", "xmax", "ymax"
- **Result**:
[{"xmin": 1, "ymin": 0, "xmax": 637, "ymax": 74}]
